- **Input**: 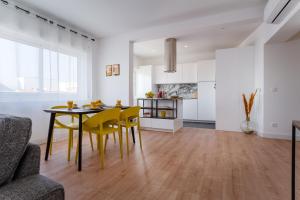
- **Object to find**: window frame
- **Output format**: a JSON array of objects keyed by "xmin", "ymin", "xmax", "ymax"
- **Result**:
[{"xmin": 0, "ymin": 32, "xmax": 87, "ymax": 102}]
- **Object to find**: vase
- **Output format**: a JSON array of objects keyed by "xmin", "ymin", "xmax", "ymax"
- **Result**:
[{"xmin": 240, "ymin": 120, "xmax": 256, "ymax": 134}]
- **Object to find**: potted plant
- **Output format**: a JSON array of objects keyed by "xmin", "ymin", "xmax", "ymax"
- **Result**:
[{"xmin": 241, "ymin": 90, "xmax": 257, "ymax": 134}]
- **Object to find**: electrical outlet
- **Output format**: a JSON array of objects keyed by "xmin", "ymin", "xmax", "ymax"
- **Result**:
[
  {"xmin": 271, "ymin": 87, "xmax": 278, "ymax": 92},
  {"xmin": 271, "ymin": 122, "xmax": 278, "ymax": 128}
]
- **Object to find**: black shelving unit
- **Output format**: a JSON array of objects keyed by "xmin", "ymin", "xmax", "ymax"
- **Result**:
[{"xmin": 137, "ymin": 98, "xmax": 178, "ymax": 119}]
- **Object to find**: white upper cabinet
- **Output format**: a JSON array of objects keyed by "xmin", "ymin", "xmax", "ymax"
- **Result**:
[
  {"xmin": 153, "ymin": 65, "xmax": 166, "ymax": 84},
  {"xmin": 153, "ymin": 62, "xmax": 198, "ymax": 84},
  {"xmin": 181, "ymin": 63, "xmax": 198, "ymax": 83},
  {"xmin": 197, "ymin": 60, "xmax": 216, "ymax": 82},
  {"xmin": 166, "ymin": 64, "xmax": 182, "ymax": 84}
]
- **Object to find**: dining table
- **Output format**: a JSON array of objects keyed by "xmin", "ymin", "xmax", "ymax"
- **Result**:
[{"xmin": 44, "ymin": 105, "xmax": 135, "ymax": 171}]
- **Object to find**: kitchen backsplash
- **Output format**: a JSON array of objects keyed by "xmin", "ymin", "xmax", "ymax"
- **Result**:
[{"xmin": 157, "ymin": 83, "xmax": 198, "ymax": 99}]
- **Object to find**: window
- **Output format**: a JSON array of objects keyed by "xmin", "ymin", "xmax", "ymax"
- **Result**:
[
  {"xmin": 43, "ymin": 50, "xmax": 77, "ymax": 93},
  {"xmin": 0, "ymin": 37, "xmax": 79, "ymax": 96},
  {"xmin": 0, "ymin": 38, "xmax": 40, "ymax": 92},
  {"xmin": 134, "ymin": 65, "xmax": 152, "ymax": 99}
]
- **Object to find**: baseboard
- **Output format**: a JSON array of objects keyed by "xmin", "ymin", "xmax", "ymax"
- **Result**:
[
  {"xmin": 141, "ymin": 127, "xmax": 178, "ymax": 133},
  {"xmin": 261, "ymin": 132, "xmax": 300, "ymax": 141},
  {"xmin": 183, "ymin": 120, "xmax": 215, "ymax": 124}
]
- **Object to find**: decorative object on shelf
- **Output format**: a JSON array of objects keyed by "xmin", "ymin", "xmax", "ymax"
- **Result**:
[
  {"xmin": 106, "ymin": 65, "xmax": 112, "ymax": 76},
  {"xmin": 145, "ymin": 91, "xmax": 155, "ymax": 98},
  {"xmin": 112, "ymin": 64, "xmax": 120, "ymax": 75},
  {"xmin": 241, "ymin": 90, "xmax": 257, "ymax": 134},
  {"xmin": 115, "ymin": 100, "xmax": 122, "ymax": 107},
  {"xmin": 160, "ymin": 111, "xmax": 166, "ymax": 118}
]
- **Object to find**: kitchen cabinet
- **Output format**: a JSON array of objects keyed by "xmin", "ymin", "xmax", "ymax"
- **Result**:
[
  {"xmin": 182, "ymin": 63, "xmax": 197, "ymax": 83},
  {"xmin": 153, "ymin": 65, "xmax": 167, "ymax": 84},
  {"xmin": 166, "ymin": 64, "xmax": 182, "ymax": 83},
  {"xmin": 197, "ymin": 60, "xmax": 215, "ymax": 81},
  {"xmin": 153, "ymin": 63, "xmax": 197, "ymax": 84},
  {"xmin": 183, "ymin": 99, "xmax": 198, "ymax": 120},
  {"xmin": 197, "ymin": 82, "xmax": 215, "ymax": 121}
]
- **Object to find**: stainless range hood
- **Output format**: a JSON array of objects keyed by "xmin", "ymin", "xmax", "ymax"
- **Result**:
[{"xmin": 164, "ymin": 38, "xmax": 177, "ymax": 73}]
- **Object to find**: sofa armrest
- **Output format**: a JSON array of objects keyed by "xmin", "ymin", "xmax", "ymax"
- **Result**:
[
  {"xmin": 0, "ymin": 175, "xmax": 64, "ymax": 200},
  {"xmin": 13, "ymin": 143, "xmax": 40, "ymax": 180}
]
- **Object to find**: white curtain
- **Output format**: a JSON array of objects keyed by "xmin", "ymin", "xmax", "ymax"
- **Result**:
[{"xmin": 0, "ymin": 2, "xmax": 94, "ymax": 102}]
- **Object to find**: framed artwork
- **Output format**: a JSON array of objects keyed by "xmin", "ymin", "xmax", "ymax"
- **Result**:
[
  {"xmin": 106, "ymin": 65, "xmax": 112, "ymax": 76},
  {"xmin": 112, "ymin": 64, "xmax": 120, "ymax": 76}
]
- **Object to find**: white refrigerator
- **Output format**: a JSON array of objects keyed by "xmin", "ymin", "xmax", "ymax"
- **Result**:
[{"xmin": 197, "ymin": 82, "xmax": 216, "ymax": 121}]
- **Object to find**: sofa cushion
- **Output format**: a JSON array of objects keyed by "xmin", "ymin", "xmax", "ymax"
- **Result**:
[
  {"xmin": 0, "ymin": 175, "xmax": 64, "ymax": 200},
  {"xmin": 0, "ymin": 115, "xmax": 32, "ymax": 186}
]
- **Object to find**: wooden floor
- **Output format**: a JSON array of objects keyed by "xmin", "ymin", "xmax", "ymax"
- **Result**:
[{"xmin": 40, "ymin": 128, "xmax": 298, "ymax": 200}]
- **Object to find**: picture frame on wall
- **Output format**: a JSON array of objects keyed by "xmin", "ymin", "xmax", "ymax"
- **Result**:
[
  {"xmin": 112, "ymin": 64, "xmax": 120, "ymax": 76},
  {"xmin": 106, "ymin": 65, "xmax": 112, "ymax": 76}
]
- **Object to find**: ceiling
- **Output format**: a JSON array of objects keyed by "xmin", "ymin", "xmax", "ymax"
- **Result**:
[
  {"xmin": 16, "ymin": 0, "xmax": 266, "ymax": 38},
  {"xmin": 15, "ymin": 0, "xmax": 267, "ymax": 62},
  {"xmin": 134, "ymin": 20, "xmax": 261, "ymax": 62}
]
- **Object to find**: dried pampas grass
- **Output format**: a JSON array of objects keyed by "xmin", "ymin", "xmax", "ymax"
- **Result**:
[{"xmin": 242, "ymin": 90, "xmax": 257, "ymax": 121}]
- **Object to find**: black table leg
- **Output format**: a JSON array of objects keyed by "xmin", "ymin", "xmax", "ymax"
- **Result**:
[
  {"xmin": 131, "ymin": 126, "xmax": 136, "ymax": 144},
  {"xmin": 45, "ymin": 113, "xmax": 55, "ymax": 161},
  {"xmin": 292, "ymin": 125, "xmax": 296, "ymax": 200},
  {"xmin": 78, "ymin": 114, "xmax": 83, "ymax": 171}
]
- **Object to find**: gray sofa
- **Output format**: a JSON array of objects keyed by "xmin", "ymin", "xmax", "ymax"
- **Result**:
[{"xmin": 0, "ymin": 115, "xmax": 64, "ymax": 200}]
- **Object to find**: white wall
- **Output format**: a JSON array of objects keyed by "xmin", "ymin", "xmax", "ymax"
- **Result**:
[
  {"xmin": 94, "ymin": 36, "xmax": 134, "ymax": 106},
  {"xmin": 0, "ymin": 100, "xmax": 89, "ymax": 143},
  {"xmin": 238, "ymin": 2, "xmax": 300, "ymax": 138},
  {"xmin": 263, "ymin": 39, "xmax": 300, "ymax": 139},
  {"xmin": 216, "ymin": 46, "xmax": 255, "ymax": 132}
]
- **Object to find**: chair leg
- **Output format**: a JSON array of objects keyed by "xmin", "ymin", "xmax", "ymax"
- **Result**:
[
  {"xmin": 118, "ymin": 128, "xmax": 123, "ymax": 159},
  {"xmin": 97, "ymin": 135, "xmax": 100, "ymax": 150},
  {"xmin": 138, "ymin": 124, "xmax": 143, "ymax": 150},
  {"xmin": 70, "ymin": 130, "xmax": 74, "ymax": 149},
  {"xmin": 89, "ymin": 131, "xmax": 94, "ymax": 151},
  {"xmin": 99, "ymin": 134, "xmax": 104, "ymax": 169},
  {"xmin": 67, "ymin": 129, "xmax": 73, "ymax": 161},
  {"xmin": 125, "ymin": 127, "xmax": 129, "ymax": 155},
  {"xmin": 104, "ymin": 135, "xmax": 109, "ymax": 153},
  {"xmin": 113, "ymin": 132, "xmax": 116, "ymax": 144}
]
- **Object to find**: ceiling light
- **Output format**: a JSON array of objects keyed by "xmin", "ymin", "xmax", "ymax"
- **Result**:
[{"xmin": 184, "ymin": 45, "xmax": 189, "ymax": 48}]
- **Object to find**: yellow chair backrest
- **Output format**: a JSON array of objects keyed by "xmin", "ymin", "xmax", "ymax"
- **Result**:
[
  {"xmin": 51, "ymin": 105, "xmax": 89, "ymax": 128},
  {"xmin": 82, "ymin": 104, "xmax": 91, "ymax": 109},
  {"xmin": 120, "ymin": 106, "xmax": 141, "ymax": 121},
  {"xmin": 84, "ymin": 108, "xmax": 121, "ymax": 129}
]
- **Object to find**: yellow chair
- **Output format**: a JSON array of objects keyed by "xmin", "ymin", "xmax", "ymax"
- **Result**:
[
  {"xmin": 50, "ymin": 105, "xmax": 94, "ymax": 161},
  {"xmin": 77, "ymin": 108, "xmax": 122, "ymax": 169},
  {"xmin": 82, "ymin": 103, "xmax": 117, "ymax": 145},
  {"xmin": 120, "ymin": 106, "xmax": 142, "ymax": 155}
]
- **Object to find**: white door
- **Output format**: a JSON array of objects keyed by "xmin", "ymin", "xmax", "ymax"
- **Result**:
[
  {"xmin": 183, "ymin": 99, "xmax": 198, "ymax": 120},
  {"xmin": 198, "ymin": 82, "xmax": 216, "ymax": 121}
]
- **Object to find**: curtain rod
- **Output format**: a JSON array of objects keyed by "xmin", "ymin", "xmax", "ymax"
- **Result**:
[{"xmin": 1, "ymin": 0, "xmax": 96, "ymax": 42}]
